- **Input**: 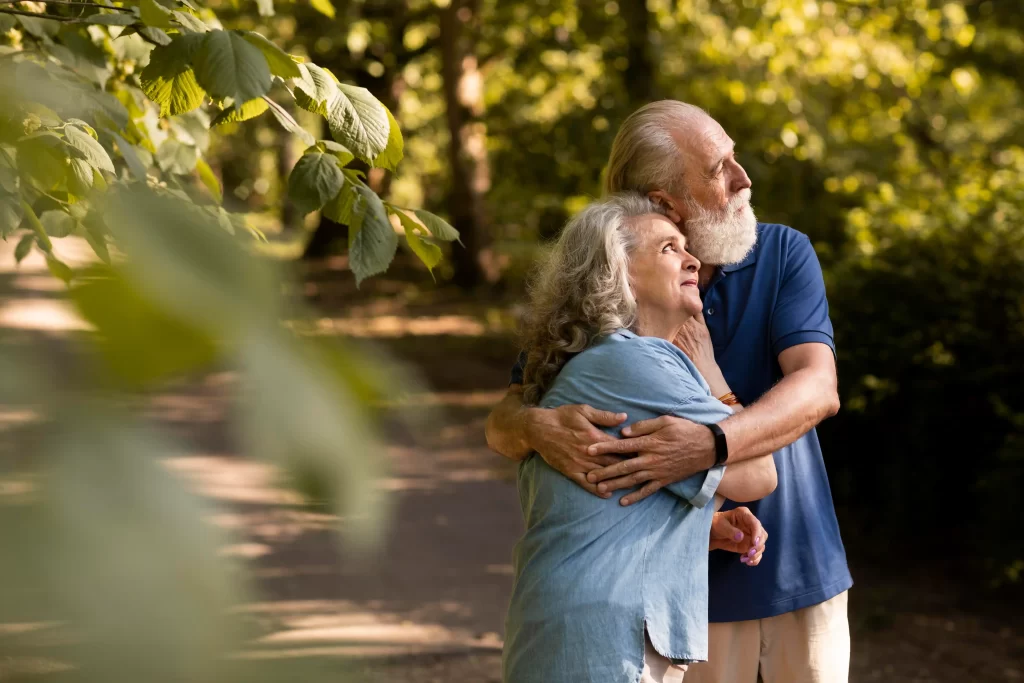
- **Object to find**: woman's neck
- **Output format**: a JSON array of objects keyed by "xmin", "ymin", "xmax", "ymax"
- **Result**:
[{"xmin": 634, "ymin": 312, "xmax": 687, "ymax": 342}]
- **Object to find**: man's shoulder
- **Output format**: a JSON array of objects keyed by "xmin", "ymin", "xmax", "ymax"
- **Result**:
[{"xmin": 754, "ymin": 222, "xmax": 811, "ymax": 254}]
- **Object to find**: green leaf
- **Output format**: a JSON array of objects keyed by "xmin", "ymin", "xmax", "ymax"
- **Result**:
[
  {"xmin": 140, "ymin": 34, "xmax": 206, "ymax": 117},
  {"xmin": 0, "ymin": 197, "xmax": 22, "ymax": 238},
  {"xmin": 138, "ymin": 26, "xmax": 172, "ymax": 45},
  {"xmin": 318, "ymin": 140, "xmax": 354, "ymax": 167},
  {"xmin": 292, "ymin": 63, "xmax": 335, "ymax": 117},
  {"xmin": 46, "ymin": 255, "xmax": 73, "ymax": 283},
  {"xmin": 326, "ymin": 83, "xmax": 390, "ymax": 163},
  {"xmin": 194, "ymin": 30, "xmax": 272, "ymax": 108},
  {"xmin": 309, "ymin": 0, "xmax": 335, "ymax": 18},
  {"xmin": 109, "ymin": 130, "xmax": 148, "ymax": 180},
  {"xmin": 413, "ymin": 209, "xmax": 461, "ymax": 243},
  {"xmin": 195, "ymin": 158, "xmax": 222, "ymax": 203},
  {"xmin": 348, "ymin": 185, "xmax": 397, "ymax": 286},
  {"xmin": 394, "ymin": 209, "xmax": 441, "ymax": 275},
  {"xmin": 68, "ymin": 158, "xmax": 95, "ymax": 196},
  {"xmin": 210, "ymin": 97, "xmax": 268, "ymax": 125},
  {"xmin": 241, "ymin": 32, "xmax": 300, "ymax": 79},
  {"xmin": 16, "ymin": 134, "xmax": 68, "ymax": 191},
  {"xmin": 20, "ymin": 199, "xmax": 52, "ymax": 252},
  {"xmin": 322, "ymin": 181, "xmax": 357, "ymax": 224},
  {"xmin": 140, "ymin": 0, "xmax": 174, "ymax": 29},
  {"xmin": 75, "ymin": 12, "xmax": 137, "ymax": 26},
  {"xmin": 288, "ymin": 151, "xmax": 343, "ymax": 216},
  {"xmin": 255, "ymin": 0, "xmax": 274, "ymax": 16},
  {"xmin": 372, "ymin": 107, "xmax": 404, "ymax": 171},
  {"xmin": 40, "ymin": 210, "xmax": 77, "ymax": 238},
  {"xmin": 156, "ymin": 139, "xmax": 198, "ymax": 175},
  {"xmin": 64, "ymin": 125, "xmax": 116, "ymax": 174},
  {"xmin": 263, "ymin": 96, "xmax": 315, "ymax": 146},
  {"xmin": 172, "ymin": 9, "xmax": 208, "ymax": 32},
  {"xmin": 14, "ymin": 234, "xmax": 34, "ymax": 263},
  {"xmin": 71, "ymin": 267, "xmax": 219, "ymax": 385}
]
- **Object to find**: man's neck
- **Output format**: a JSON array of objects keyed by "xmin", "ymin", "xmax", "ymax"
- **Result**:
[{"xmin": 698, "ymin": 263, "xmax": 719, "ymax": 289}]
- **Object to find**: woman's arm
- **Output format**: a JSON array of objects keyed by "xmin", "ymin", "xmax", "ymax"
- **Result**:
[{"xmin": 716, "ymin": 454, "xmax": 777, "ymax": 502}]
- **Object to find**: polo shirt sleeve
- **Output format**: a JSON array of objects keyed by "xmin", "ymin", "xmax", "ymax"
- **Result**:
[
  {"xmin": 770, "ymin": 234, "xmax": 835, "ymax": 358},
  {"xmin": 509, "ymin": 351, "xmax": 526, "ymax": 386}
]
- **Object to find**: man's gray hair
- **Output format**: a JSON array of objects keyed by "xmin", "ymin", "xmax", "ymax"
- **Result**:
[
  {"xmin": 521, "ymin": 193, "xmax": 666, "ymax": 405},
  {"xmin": 605, "ymin": 100, "xmax": 709, "ymax": 196}
]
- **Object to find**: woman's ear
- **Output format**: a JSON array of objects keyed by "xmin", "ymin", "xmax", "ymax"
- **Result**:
[{"xmin": 647, "ymin": 190, "xmax": 683, "ymax": 224}]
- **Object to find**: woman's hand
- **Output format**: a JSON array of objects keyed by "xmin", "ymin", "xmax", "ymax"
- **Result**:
[
  {"xmin": 673, "ymin": 312, "xmax": 730, "ymax": 397},
  {"xmin": 709, "ymin": 507, "xmax": 767, "ymax": 566}
]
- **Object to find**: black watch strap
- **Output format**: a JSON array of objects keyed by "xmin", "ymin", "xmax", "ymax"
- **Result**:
[{"xmin": 708, "ymin": 423, "xmax": 728, "ymax": 466}]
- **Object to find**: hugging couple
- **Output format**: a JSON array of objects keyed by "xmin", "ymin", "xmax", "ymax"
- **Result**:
[{"xmin": 486, "ymin": 101, "xmax": 852, "ymax": 683}]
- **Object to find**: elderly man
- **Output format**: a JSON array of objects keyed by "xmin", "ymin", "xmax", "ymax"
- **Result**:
[{"xmin": 485, "ymin": 100, "xmax": 851, "ymax": 683}]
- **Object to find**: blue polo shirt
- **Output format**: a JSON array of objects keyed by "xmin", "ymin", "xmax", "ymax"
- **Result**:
[{"xmin": 509, "ymin": 222, "xmax": 852, "ymax": 623}]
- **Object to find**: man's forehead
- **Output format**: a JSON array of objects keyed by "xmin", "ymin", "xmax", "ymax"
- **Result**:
[{"xmin": 672, "ymin": 117, "xmax": 733, "ymax": 160}]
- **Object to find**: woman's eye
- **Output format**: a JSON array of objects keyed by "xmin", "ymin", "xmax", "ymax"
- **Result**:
[{"xmin": 662, "ymin": 244, "xmax": 675, "ymax": 253}]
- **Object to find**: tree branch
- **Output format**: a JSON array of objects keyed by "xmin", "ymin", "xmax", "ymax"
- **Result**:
[
  {"xmin": 0, "ymin": 7, "xmax": 76, "ymax": 20},
  {"xmin": 0, "ymin": 0, "xmax": 134, "ymax": 10}
]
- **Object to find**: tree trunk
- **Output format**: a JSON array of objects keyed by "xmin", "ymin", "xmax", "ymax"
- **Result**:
[
  {"xmin": 621, "ymin": 0, "xmax": 655, "ymax": 105},
  {"xmin": 440, "ymin": 0, "xmax": 491, "ymax": 290}
]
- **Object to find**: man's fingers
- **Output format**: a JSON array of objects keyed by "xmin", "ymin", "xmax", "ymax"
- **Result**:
[
  {"xmin": 585, "ymin": 455, "xmax": 648, "ymax": 483},
  {"xmin": 586, "ymin": 436, "xmax": 649, "ymax": 457},
  {"xmin": 621, "ymin": 480, "xmax": 663, "ymax": 506},
  {"xmin": 621, "ymin": 416, "xmax": 669, "ymax": 438},
  {"xmin": 582, "ymin": 455, "xmax": 626, "ymax": 469},
  {"xmin": 579, "ymin": 405, "xmax": 627, "ymax": 428},
  {"xmin": 568, "ymin": 472, "xmax": 612, "ymax": 499},
  {"xmin": 598, "ymin": 471, "xmax": 654, "ymax": 494}
]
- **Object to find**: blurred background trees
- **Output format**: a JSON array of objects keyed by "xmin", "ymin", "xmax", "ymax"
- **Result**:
[{"xmin": 2, "ymin": 0, "xmax": 1023, "ymax": 675}]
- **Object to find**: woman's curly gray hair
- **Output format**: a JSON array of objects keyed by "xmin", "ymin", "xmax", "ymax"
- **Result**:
[{"xmin": 521, "ymin": 193, "xmax": 666, "ymax": 406}]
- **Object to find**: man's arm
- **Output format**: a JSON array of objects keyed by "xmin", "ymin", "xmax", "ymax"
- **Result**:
[
  {"xmin": 585, "ymin": 342, "xmax": 838, "ymax": 497},
  {"xmin": 484, "ymin": 385, "xmax": 627, "ymax": 495}
]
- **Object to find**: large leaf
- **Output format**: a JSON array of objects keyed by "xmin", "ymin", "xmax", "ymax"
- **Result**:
[
  {"xmin": 65, "ymin": 124, "xmax": 115, "ymax": 174},
  {"xmin": 172, "ymin": 9, "xmax": 208, "ymax": 32},
  {"xmin": 39, "ymin": 210, "xmax": 77, "ymax": 238},
  {"xmin": 325, "ymin": 83, "xmax": 390, "ymax": 163},
  {"xmin": 210, "ymin": 97, "xmax": 268, "ymax": 125},
  {"xmin": 193, "ymin": 30, "xmax": 272, "ymax": 108},
  {"xmin": 322, "ymin": 180, "xmax": 357, "ymax": 224},
  {"xmin": 67, "ymin": 157, "xmax": 95, "ymax": 196},
  {"xmin": 16, "ymin": 134, "xmax": 68, "ymax": 190},
  {"xmin": 413, "ymin": 209, "xmax": 461, "ymax": 243},
  {"xmin": 318, "ymin": 140, "xmax": 354, "ymax": 166},
  {"xmin": 241, "ymin": 32, "xmax": 300, "ymax": 79},
  {"xmin": 140, "ymin": 33, "xmax": 206, "ymax": 116},
  {"xmin": 71, "ymin": 267, "xmax": 218, "ymax": 386},
  {"xmin": 287, "ymin": 151, "xmax": 343, "ymax": 215},
  {"xmin": 0, "ymin": 197, "xmax": 22, "ymax": 238},
  {"xmin": 372, "ymin": 107, "xmax": 404, "ymax": 171},
  {"xmin": 109, "ymin": 130, "xmax": 148, "ymax": 180},
  {"xmin": 348, "ymin": 185, "xmax": 397, "ymax": 286}
]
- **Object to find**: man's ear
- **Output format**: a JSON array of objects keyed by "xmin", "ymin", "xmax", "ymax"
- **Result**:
[{"xmin": 647, "ymin": 190, "xmax": 683, "ymax": 224}]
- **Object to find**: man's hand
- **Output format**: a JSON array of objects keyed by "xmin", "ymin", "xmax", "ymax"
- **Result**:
[
  {"xmin": 584, "ymin": 415, "xmax": 715, "ymax": 505},
  {"xmin": 527, "ymin": 404, "xmax": 628, "ymax": 497},
  {"xmin": 709, "ymin": 506, "xmax": 767, "ymax": 566}
]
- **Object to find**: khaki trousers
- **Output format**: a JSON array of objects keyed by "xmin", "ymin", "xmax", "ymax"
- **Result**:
[
  {"xmin": 684, "ymin": 591, "xmax": 850, "ymax": 683},
  {"xmin": 640, "ymin": 632, "xmax": 688, "ymax": 683}
]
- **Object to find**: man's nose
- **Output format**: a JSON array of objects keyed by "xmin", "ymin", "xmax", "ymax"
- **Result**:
[{"xmin": 730, "ymin": 160, "xmax": 752, "ymax": 193}]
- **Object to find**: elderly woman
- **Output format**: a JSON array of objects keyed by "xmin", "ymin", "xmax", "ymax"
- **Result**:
[{"xmin": 502, "ymin": 194, "xmax": 778, "ymax": 683}]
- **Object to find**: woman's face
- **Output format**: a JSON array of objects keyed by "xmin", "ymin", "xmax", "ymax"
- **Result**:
[{"xmin": 628, "ymin": 214, "xmax": 703, "ymax": 328}]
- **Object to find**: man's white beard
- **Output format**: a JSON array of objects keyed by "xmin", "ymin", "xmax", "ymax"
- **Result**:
[{"xmin": 682, "ymin": 189, "xmax": 758, "ymax": 266}]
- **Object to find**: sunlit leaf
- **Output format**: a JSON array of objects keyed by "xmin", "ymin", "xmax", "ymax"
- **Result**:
[
  {"xmin": 292, "ymin": 62, "xmax": 335, "ymax": 117},
  {"xmin": 326, "ymin": 83, "xmax": 390, "ymax": 162},
  {"xmin": 322, "ymin": 180, "xmax": 357, "ymax": 224},
  {"xmin": 288, "ymin": 151, "xmax": 344, "ymax": 216},
  {"xmin": 394, "ymin": 208, "xmax": 441, "ymax": 275},
  {"xmin": 109, "ymin": 130, "xmax": 148, "ymax": 180},
  {"xmin": 140, "ymin": 0, "xmax": 174, "ymax": 29},
  {"xmin": 317, "ymin": 140, "xmax": 354, "ymax": 166},
  {"xmin": 68, "ymin": 158, "xmax": 95, "ymax": 196},
  {"xmin": 193, "ymin": 30, "xmax": 272, "ymax": 108},
  {"xmin": 262, "ymin": 96, "xmax": 315, "ymax": 146},
  {"xmin": 195, "ymin": 157, "xmax": 222, "ymax": 203},
  {"xmin": 372, "ymin": 107, "xmax": 403, "ymax": 171},
  {"xmin": 309, "ymin": 0, "xmax": 335, "ymax": 19},
  {"xmin": 210, "ymin": 97, "xmax": 268, "ymax": 125},
  {"xmin": 140, "ymin": 33, "xmax": 206, "ymax": 116},
  {"xmin": 241, "ymin": 31, "xmax": 300, "ymax": 79},
  {"xmin": 40, "ymin": 210, "xmax": 77, "ymax": 238},
  {"xmin": 156, "ymin": 139, "xmax": 198, "ymax": 175},
  {"xmin": 171, "ymin": 9, "xmax": 208, "ymax": 32}
]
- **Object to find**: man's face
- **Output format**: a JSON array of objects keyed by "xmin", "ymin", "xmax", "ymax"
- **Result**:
[{"xmin": 662, "ymin": 116, "xmax": 758, "ymax": 266}]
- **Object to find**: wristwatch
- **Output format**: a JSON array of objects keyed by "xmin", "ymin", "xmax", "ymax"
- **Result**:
[{"xmin": 707, "ymin": 423, "xmax": 728, "ymax": 466}]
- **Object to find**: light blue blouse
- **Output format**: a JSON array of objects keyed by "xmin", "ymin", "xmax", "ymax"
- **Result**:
[{"xmin": 502, "ymin": 329, "xmax": 732, "ymax": 683}]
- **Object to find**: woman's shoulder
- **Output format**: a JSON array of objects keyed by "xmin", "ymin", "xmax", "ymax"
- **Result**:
[{"xmin": 566, "ymin": 330, "xmax": 708, "ymax": 393}]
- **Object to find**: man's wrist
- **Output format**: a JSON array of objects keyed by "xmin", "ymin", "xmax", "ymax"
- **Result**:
[
  {"xmin": 518, "ymin": 405, "xmax": 546, "ymax": 452},
  {"xmin": 699, "ymin": 426, "xmax": 717, "ymax": 469}
]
